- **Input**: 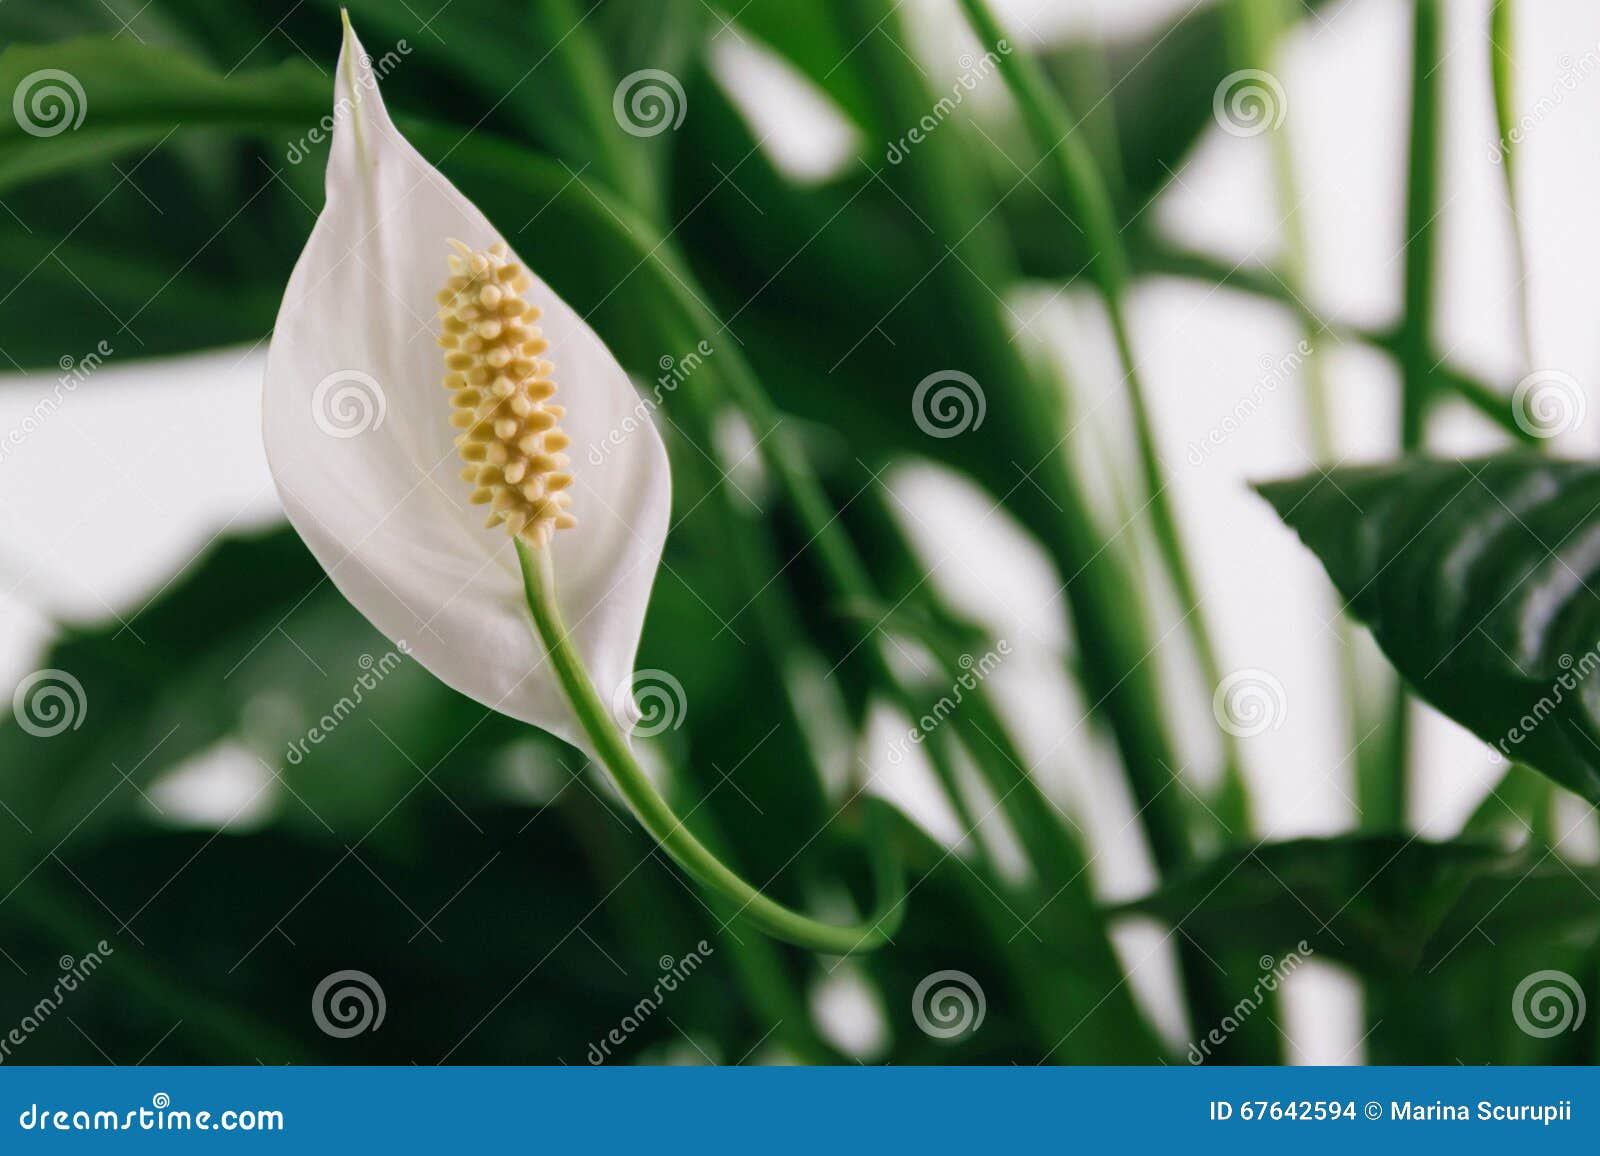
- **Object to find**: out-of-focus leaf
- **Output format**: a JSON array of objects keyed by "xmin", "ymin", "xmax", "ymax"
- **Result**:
[
  {"xmin": 0, "ymin": 803, "xmax": 728, "ymax": 1063},
  {"xmin": 1119, "ymin": 834, "xmax": 1600, "ymax": 975},
  {"xmin": 0, "ymin": 527, "xmax": 533, "ymax": 870},
  {"xmin": 1260, "ymin": 458, "xmax": 1600, "ymax": 805},
  {"xmin": 999, "ymin": 0, "xmax": 1335, "ymax": 275},
  {"xmin": 707, "ymin": 1, "xmax": 877, "ymax": 134},
  {"xmin": 0, "ymin": 38, "xmax": 324, "ymax": 190}
]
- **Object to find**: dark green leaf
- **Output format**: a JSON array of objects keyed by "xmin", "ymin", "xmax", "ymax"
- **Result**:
[
  {"xmin": 1260, "ymin": 457, "xmax": 1600, "ymax": 804},
  {"xmin": 1119, "ymin": 833, "xmax": 1600, "ymax": 976}
]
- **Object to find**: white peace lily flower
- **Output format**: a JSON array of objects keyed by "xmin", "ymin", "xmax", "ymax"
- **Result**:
[
  {"xmin": 263, "ymin": 16, "xmax": 903, "ymax": 954},
  {"xmin": 262, "ymin": 17, "xmax": 668, "ymax": 751}
]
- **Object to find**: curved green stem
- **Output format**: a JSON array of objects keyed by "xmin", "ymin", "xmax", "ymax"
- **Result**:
[{"xmin": 514, "ymin": 539, "xmax": 904, "ymax": 955}]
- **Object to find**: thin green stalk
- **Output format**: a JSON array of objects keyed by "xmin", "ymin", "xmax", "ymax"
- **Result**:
[
  {"xmin": 1225, "ymin": 0, "xmax": 1390, "ymax": 830},
  {"xmin": 1380, "ymin": 0, "xmax": 1446, "ymax": 830},
  {"xmin": 1490, "ymin": 0, "xmax": 1535, "ymax": 365},
  {"xmin": 955, "ymin": 0, "xmax": 1241, "ymax": 795},
  {"xmin": 1129, "ymin": 240, "xmax": 1537, "ymax": 444},
  {"xmin": 515, "ymin": 539, "xmax": 904, "ymax": 955},
  {"xmin": 1401, "ymin": 0, "xmax": 1443, "ymax": 451}
]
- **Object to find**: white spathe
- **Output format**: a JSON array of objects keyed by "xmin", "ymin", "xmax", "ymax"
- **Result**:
[{"xmin": 261, "ymin": 18, "xmax": 669, "ymax": 750}]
